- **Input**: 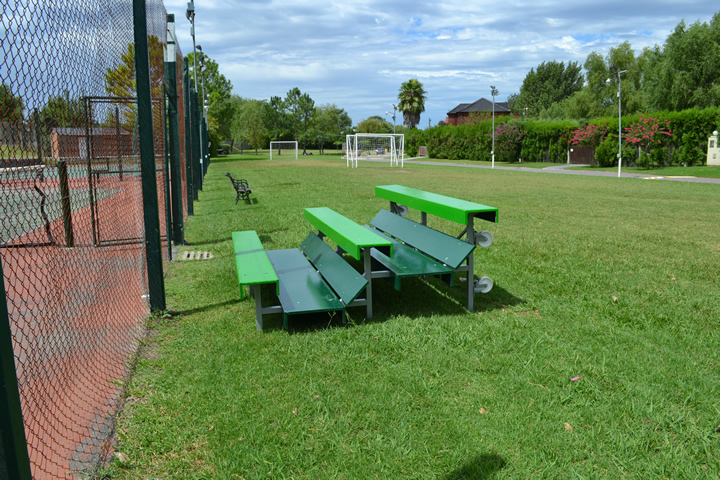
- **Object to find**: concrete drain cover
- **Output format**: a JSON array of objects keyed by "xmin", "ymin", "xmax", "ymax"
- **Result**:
[{"xmin": 180, "ymin": 251, "xmax": 213, "ymax": 261}]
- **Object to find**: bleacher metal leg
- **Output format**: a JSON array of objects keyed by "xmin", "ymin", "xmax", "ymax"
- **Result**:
[
  {"xmin": 254, "ymin": 286, "xmax": 263, "ymax": 330},
  {"xmin": 466, "ymin": 217, "xmax": 475, "ymax": 312},
  {"xmin": 363, "ymin": 249, "xmax": 373, "ymax": 318}
]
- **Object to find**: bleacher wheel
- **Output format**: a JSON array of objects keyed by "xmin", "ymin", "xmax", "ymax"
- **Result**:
[
  {"xmin": 474, "ymin": 276, "xmax": 493, "ymax": 294},
  {"xmin": 475, "ymin": 230, "xmax": 493, "ymax": 248}
]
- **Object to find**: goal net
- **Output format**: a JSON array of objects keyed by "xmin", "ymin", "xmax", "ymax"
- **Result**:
[
  {"xmin": 345, "ymin": 134, "xmax": 404, "ymax": 168},
  {"xmin": 269, "ymin": 141, "xmax": 298, "ymax": 160}
]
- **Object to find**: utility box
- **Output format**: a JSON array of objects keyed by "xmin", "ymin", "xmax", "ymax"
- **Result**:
[{"xmin": 708, "ymin": 131, "xmax": 720, "ymax": 166}]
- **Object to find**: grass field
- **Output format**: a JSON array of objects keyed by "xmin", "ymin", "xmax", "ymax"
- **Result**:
[{"xmin": 106, "ymin": 153, "xmax": 720, "ymax": 479}]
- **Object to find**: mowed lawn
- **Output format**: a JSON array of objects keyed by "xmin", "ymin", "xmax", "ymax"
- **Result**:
[{"xmin": 108, "ymin": 154, "xmax": 720, "ymax": 479}]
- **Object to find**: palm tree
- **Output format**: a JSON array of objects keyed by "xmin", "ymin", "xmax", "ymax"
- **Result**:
[{"xmin": 397, "ymin": 79, "xmax": 427, "ymax": 129}]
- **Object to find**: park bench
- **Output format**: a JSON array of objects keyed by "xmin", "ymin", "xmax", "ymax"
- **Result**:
[
  {"xmin": 232, "ymin": 229, "xmax": 368, "ymax": 330},
  {"xmin": 373, "ymin": 184, "xmax": 498, "ymax": 311},
  {"xmin": 225, "ymin": 172, "xmax": 252, "ymax": 204}
]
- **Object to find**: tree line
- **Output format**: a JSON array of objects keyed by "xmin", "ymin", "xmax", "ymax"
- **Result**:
[{"xmin": 510, "ymin": 11, "xmax": 720, "ymax": 120}]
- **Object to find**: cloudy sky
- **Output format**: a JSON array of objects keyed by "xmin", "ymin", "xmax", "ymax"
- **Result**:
[{"xmin": 165, "ymin": 0, "xmax": 716, "ymax": 129}]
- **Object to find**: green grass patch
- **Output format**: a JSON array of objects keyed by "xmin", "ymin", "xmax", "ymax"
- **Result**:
[{"xmin": 107, "ymin": 154, "xmax": 720, "ymax": 479}]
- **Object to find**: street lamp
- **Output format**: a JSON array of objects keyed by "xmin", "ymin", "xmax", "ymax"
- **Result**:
[
  {"xmin": 391, "ymin": 103, "xmax": 397, "ymax": 134},
  {"xmin": 185, "ymin": 1, "xmax": 198, "ymax": 91},
  {"xmin": 490, "ymin": 85, "xmax": 498, "ymax": 168},
  {"xmin": 606, "ymin": 67, "xmax": 628, "ymax": 177}
]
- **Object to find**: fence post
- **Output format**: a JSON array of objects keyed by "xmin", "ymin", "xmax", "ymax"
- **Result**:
[
  {"xmin": 165, "ymin": 14, "xmax": 184, "ymax": 245},
  {"xmin": 183, "ymin": 58, "xmax": 194, "ymax": 216},
  {"xmin": 190, "ymin": 90, "xmax": 201, "ymax": 199},
  {"xmin": 133, "ymin": 0, "xmax": 165, "ymax": 311},
  {"xmin": 58, "ymin": 160, "xmax": 74, "ymax": 247},
  {"xmin": 0, "ymin": 257, "xmax": 32, "ymax": 479}
]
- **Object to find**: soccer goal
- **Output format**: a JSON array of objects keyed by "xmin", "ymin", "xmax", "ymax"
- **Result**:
[
  {"xmin": 345, "ymin": 134, "xmax": 404, "ymax": 168},
  {"xmin": 269, "ymin": 141, "xmax": 298, "ymax": 160}
]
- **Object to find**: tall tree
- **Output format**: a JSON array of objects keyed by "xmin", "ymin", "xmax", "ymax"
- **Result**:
[
  {"xmin": 39, "ymin": 91, "xmax": 84, "ymax": 128},
  {"xmin": 185, "ymin": 52, "xmax": 233, "ymax": 153},
  {"xmin": 311, "ymin": 104, "xmax": 352, "ymax": 153},
  {"xmin": 514, "ymin": 60, "xmax": 583, "ymax": 114},
  {"xmin": 1, "ymin": 83, "xmax": 24, "ymax": 122},
  {"xmin": 104, "ymin": 35, "xmax": 164, "ymax": 129},
  {"xmin": 283, "ymin": 87, "xmax": 315, "ymax": 149},
  {"xmin": 397, "ymin": 79, "xmax": 426, "ymax": 129},
  {"xmin": 264, "ymin": 95, "xmax": 290, "ymax": 142},
  {"xmin": 235, "ymin": 99, "xmax": 268, "ymax": 154},
  {"xmin": 643, "ymin": 14, "xmax": 720, "ymax": 111}
]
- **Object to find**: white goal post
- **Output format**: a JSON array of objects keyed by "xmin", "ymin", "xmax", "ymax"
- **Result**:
[
  {"xmin": 269, "ymin": 141, "xmax": 298, "ymax": 160},
  {"xmin": 345, "ymin": 134, "xmax": 404, "ymax": 168}
]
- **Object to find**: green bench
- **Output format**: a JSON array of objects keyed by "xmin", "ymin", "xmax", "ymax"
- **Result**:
[
  {"xmin": 374, "ymin": 184, "xmax": 498, "ymax": 311},
  {"xmin": 232, "ymin": 230, "xmax": 367, "ymax": 330},
  {"xmin": 304, "ymin": 207, "xmax": 392, "ymax": 318}
]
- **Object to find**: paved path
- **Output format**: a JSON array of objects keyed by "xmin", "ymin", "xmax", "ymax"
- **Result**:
[{"xmin": 380, "ymin": 158, "xmax": 720, "ymax": 185}]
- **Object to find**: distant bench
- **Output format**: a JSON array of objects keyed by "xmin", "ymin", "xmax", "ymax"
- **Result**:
[{"xmin": 373, "ymin": 184, "xmax": 498, "ymax": 311}]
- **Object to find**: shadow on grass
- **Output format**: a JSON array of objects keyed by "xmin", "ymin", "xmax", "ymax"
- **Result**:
[
  {"xmin": 172, "ymin": 298, "xmax": 242, "ymax": 317},
  {"xmin": 441, "ymin": 453, "xmax": 506, "ymax": 480},
  {"xmin": 256, "ymin": 276, "xmax": 524, "ymax": 334}
]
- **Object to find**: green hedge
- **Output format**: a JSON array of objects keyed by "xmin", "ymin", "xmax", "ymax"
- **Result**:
[{"xmin": 417, "ymin": 107, "xmax": 720, "ymax": 165}]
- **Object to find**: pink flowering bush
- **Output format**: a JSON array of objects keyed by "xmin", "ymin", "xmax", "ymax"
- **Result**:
[
  {"xmin": 623, "ymin": 115, "xmax": 673, "ymax": 167},
  {"xmin": 569, "ymin": 122, "xmax": 609, "ymax": 147},
  {"xmin": 486, "ymin": 122, "xmax": 527, "ymax": 163}
]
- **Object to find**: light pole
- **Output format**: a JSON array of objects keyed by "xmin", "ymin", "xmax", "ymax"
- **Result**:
[
  {"xmin": 428, "ymin": 118, "xmax": 431, "ymax": 129},
  {"xmin": 606, "ymin": 67, "xmax": 627, "ymax": 177},
  {"xmin": 185, "ymin": 1, "xmax": 197, "ymax": 92},
  {"xmin": 490, "ymin": 85, "xmax": 498, "ymax": 168},
  {"xmin": 391, "ymin": 103, "xmax": 397, "ymax": 134}
]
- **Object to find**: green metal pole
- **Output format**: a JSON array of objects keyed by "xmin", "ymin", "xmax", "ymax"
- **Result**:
[
  {"xmin": 0, "ymin": 257, "xmax": 32, "ymax": 479},
  {"xmin": 58, "ymin": 160, "xmax": 74, "ymax": 247},
  {"xmin": 133, "ymin": 0, "xmax": 165, "ymax": 311},
  {"xmin": 190, "ymin": 90, "xmax": 200, "ymax": 200},
  {"xmin": 165, "ymin": 14, "xmax": 184, "ymax": 245},
  {"xmin": 183, "ymin": 58, "xmax": 194, "ymax": 215}
]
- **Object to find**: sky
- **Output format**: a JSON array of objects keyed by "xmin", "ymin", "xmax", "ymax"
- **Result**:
[{"xmin": 164, "ymin": 0, "xmax": 717, "ymax": 129}]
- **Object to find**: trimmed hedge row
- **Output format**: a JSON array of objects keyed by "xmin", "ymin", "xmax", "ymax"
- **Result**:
[{"xmin": 410, "ymin": 107, "xmax": 720, "ymax": 166}]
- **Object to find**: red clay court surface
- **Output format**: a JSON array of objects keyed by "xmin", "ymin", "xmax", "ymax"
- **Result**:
[{"xmin": 2, "ymin": 168, "xmax": 169, "ymax": 478}]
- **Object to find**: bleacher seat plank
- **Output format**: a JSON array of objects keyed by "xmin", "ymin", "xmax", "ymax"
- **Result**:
[
  {"xmin": 232, "ymin": 231, "xmax": 278, "ymax": 299},
  {"xmin": 363, "ymin": 226, "xmax": 453, "ymax": 290},
  {"xmin": 266, "ymin": 248, "xmax": 344, "ymax": 315},
  {"xmin": 370, "ymin": 209, "xmax": 474, "ymax": 269},
  {"xmin": 304, "ymin": 207, "xmax": 392, "ymax": 260},
  {"xmin": 300, "ymin": 234, "xmax": 367, "ymax": 305},
  {"xmin": 375, "ymin": 184, "xmax": 498, "ymax": 224}
]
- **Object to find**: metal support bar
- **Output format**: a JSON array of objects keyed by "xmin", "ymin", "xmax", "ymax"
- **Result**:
[
  {"xmin": 183, "ymin": 58, "xmax": 194, "ymax": 215},
  {"xmin": 58, "ymin": 161, "xmax": 74, "ymax": 247},
  {"xmin": 465, "ymin": 216, "xmax": 475, "ymax": 311},
  {"xmin": 363, "ymin": 248, "xmax": 373, "ymax": 318},
  {"xmin": 165, "ymin": 38, "xmax": 184, "ymax": 245},
  {"xmin": 133, "ymin": 0, "xmax": 166, "ymax": 311},
  {"xmin": 0, "ymin": 256, "xmax": 32, "ymax": 479}
]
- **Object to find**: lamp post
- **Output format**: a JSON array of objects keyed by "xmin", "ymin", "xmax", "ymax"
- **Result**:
[
  {"xmin": 185, "ymin": 1, "xmax": 197, "ymax": 91},
  {"xmin": 391, "ymin": 103, "xmax": 397, "ymax": 134},
  {"xmin": 428, "ymin": 118, "xmax": 431, "ymax": 129},
  {"xmin": 490, "ymin": 85, "xmax": 498, "ymax": 168},
  {"xmin": 606, "ymin": 67, "xmax": 627, "ymax": 177}
]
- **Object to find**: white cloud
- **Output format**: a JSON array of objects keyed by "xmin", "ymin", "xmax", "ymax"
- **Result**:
[{"xmin": 168, "ymin": 0, "xmax": 717, "ymax": 126}]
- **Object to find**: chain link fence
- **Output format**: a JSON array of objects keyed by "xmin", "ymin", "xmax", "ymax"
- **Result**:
[{"xmin": 1, "ymin": 0, "xmax": 193, "ymax": 477}]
